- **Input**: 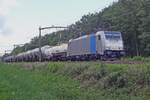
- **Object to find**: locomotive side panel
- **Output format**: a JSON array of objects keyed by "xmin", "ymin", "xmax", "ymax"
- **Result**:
[{"xmin": 67, "ymin": 35, "xmax": 91, "ymax": 56}]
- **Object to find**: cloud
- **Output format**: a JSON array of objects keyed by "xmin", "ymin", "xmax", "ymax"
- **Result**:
[{"xmin": 0, "ymin": 0, "xmax": 18, "ymax": 35}]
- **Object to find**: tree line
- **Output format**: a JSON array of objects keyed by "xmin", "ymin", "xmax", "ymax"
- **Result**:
[{"xmin": 12, "ymin": 0, "xmax": 150, "ymax": 56}]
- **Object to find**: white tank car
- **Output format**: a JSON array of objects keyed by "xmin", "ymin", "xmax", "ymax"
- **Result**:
[
  {"xmin": 41, "ymin": 45, "xmax": 51, "ymax": 54},
  {"xmin": 44, "ymin": 43, "xmax": 68, "ymax": 60},
  {"xmin": 51, "ymin": 44, "xmax": 68, "ymax": 54}
]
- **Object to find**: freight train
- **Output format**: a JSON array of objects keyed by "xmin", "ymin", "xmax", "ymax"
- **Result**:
[{"xmin": 3, "ymin": 31, "xmax": 125, "ymax": 62}]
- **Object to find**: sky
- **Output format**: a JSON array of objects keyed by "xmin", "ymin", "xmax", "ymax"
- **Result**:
[{"xmin": 0, "ymin": 0, "xmax": 118, "ymax": 55}]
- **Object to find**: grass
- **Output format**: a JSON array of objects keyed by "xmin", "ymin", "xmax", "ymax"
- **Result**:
[{"xmin": 0, "ymin": 62, "xmax": 150, "ymax": 100}]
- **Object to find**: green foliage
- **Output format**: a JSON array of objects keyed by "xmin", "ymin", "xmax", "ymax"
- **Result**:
[
  {"xmin": 0, "ymin": 62, "xmax": 150, "ymax": 99},
  {"xmin": 0, "ymin": 63, "xmax": 97, "ymax": 100},
  {"xmin": 41, "ymin": 62, "xmax": 150, "ymax": 98}
]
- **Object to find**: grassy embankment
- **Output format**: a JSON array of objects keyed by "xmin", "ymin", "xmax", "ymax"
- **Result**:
[
  {"xmin": 121, "ymin": 56, "xmax": 150, "ymax": 62},
  {"xmin": 0, "ymin": 61, "xmax": 150, "ymax": 100}
]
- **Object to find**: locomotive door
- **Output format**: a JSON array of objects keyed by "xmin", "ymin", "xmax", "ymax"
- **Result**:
[{"xmin": 96, "ymin": 35, "xmax": 103, "ymax": 55}]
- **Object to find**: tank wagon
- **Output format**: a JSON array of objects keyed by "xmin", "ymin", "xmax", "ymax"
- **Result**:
[
  {"xmin": 44, "ymin": 43, "xmax": 68, "ymax": 61},
  {"xmin": 3, "ymin": 31, "xmax": 125, "ymax": 62}
]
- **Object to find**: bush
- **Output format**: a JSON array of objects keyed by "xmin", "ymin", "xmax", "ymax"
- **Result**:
[
  {"xmin": 99, "ymin": 71, "xmax": 126, "ymax": 89},
  {"xmin": 47, "ymin": 62, "xmax": 64, "ymax": 73},
  {"xmin": 58, "ymin": 62, "xmax": 89, "ymax": 77}
]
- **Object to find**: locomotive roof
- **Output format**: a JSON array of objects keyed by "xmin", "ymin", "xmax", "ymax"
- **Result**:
[
  {"xmin": 69, "ymin": 31, "xmax": 101, "ymax": 42},
  {"xmin": 69, "ymin": 31, "xmax": 121, "ymax": 42}
]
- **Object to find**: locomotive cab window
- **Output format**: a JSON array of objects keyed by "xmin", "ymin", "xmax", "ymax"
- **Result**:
[
  {"xmin": 105, "ymin": 32, "xmax": 121, "ymax": 41},
  {"xmin": 98, "ymin": 35, "xmax": 101, "ymax": 40}
]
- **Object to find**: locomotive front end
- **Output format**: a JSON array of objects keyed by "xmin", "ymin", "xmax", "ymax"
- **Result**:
[{"xmin": 104, "ymin": 31, "xmax": 125, "ymax": 58}]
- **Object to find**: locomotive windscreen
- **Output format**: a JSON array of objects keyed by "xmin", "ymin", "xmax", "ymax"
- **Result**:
[{"xmin": 105, "ymin": 32, "xmax": 121, "ymax": 40}]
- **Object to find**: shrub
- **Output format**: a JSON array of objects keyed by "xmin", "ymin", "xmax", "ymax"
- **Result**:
[
  {"xmin": 99, "ymin": 71, "xmax": 126, "ymax": 89},
  {"xmin": 47, "ymin": 62, "xmax": 64, "ymax": 73},
  {"xmin": 58, "ymin": 63, "xmax": 89, "ymax": 77}
]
